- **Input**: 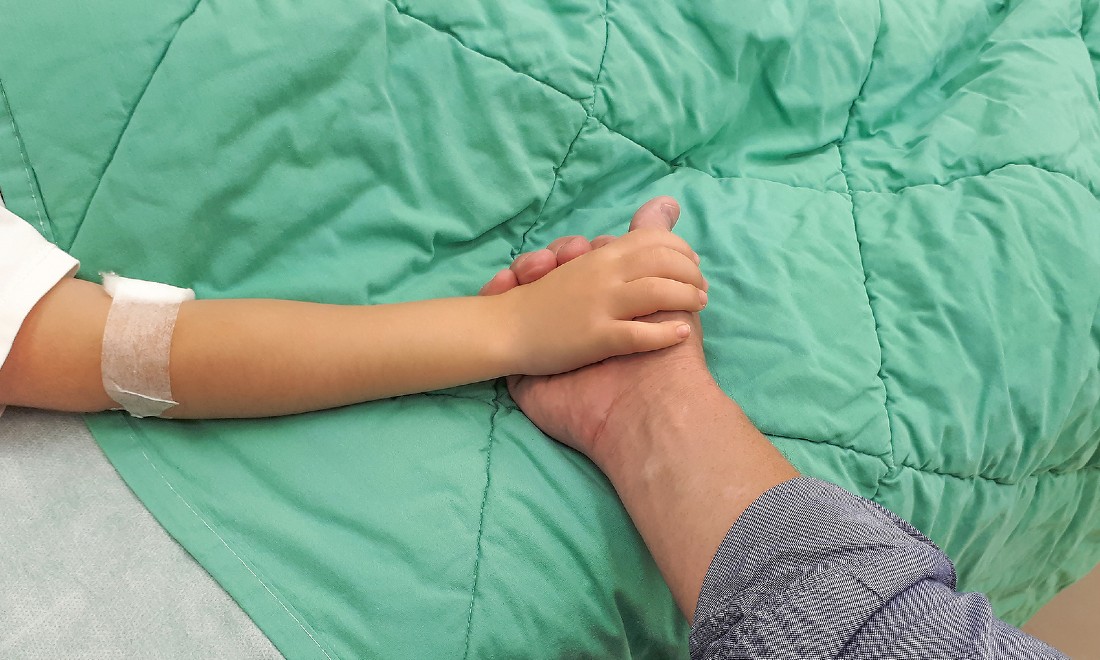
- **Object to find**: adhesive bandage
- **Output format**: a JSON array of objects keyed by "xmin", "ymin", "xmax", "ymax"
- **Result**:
[{"xmin": 100, "ymin": 273, "xmax": 195, "ymax": 418}]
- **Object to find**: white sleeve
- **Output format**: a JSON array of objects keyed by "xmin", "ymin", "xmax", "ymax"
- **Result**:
[{"xmin": 0, "ymin": 198, "xmax": 80, "ymax": 401}]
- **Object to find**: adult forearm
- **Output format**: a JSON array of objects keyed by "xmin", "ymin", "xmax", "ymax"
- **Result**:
[{"xmin": 594, "ymin": 379, "xmax": 799, "ymax": 619}]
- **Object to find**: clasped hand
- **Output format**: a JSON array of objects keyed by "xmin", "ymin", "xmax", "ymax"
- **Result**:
[
  {"xmin": 484, "ymin": 199, "xmax": 707, "ymax": 377},
  {"xmin": 480, "ymin": 196, "xmax": 716, "ymax": 460}
]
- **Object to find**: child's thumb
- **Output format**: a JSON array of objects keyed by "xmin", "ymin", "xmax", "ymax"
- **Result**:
[{"xmin": 621, "ymin": 319, "xmax": 692, "ymax": 354}]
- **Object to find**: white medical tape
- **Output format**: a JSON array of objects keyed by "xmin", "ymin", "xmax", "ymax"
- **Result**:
[{"xmin": 100, "ymin": 273, "xmax": 195, "ymax": 418}]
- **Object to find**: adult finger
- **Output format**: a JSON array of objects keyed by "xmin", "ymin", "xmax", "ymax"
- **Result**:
[
  {"xmin": 506, "ymin": 374, "xmax": 573, "ymax": 448},
  {"xmin": 506, "ymin": 374, "xmax": 545, "ymax": 423},
  {"xmin": 478, "ymin": 268, "xmax": 520, "ymax": 296},
  {"xmin": 506, "ymin": 374, "xmax": 529, "ymax": 403},
  {"xmin": 590, "ymin": 234, "xmax": 616, "ymax": 250},
  {"xmin": 546, "ymin": 235, "xmax": 586, "ymax": 256},
  {"xmin": 553, "ymin": 236, "xmax": 594, "ymax": 264},
  {"xmin": 629, "ymin": 196, "xmax": 680, "ymax": 232},
  {"xmin": 510, "ymin": 249, "xmax": 557, "ymax": 285},
  {"xmin": 611, "ymin": 226, "xmax": 700, "ymax": 264}
]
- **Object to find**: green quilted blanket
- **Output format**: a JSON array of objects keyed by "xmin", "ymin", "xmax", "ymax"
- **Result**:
[{"xmin": 2, "ymin": 0, "xmax": 1098, "ymax": 657}]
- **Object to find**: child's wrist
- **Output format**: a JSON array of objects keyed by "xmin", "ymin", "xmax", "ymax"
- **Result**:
[{"xmin": 480, "ymin": 289, "xmax": 527, "ymax": 376}]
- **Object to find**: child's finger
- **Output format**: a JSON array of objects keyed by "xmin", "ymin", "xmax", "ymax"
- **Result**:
[
  {"xmin": 616, "ymin": 278, "xmax": 707, "ymax": 319},
  {"xmin": 620, "ymin": 247, "xmax": 708, "ymax": 290},
  {"xmin": 613, "ymin": 319, "xmax": 692, "ymax": 354}
]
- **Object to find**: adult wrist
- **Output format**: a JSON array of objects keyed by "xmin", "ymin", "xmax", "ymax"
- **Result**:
[
  {"xmin": 591, "ymin": 364, "xmax": 728, "ymax": 476},
  {"xmin": 589, "ymin": 373, "xmax": 797, "ymax": 618}
]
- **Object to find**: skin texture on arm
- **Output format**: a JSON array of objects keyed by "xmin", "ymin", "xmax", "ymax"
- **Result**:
[
  {"xmin": 483, "ymin": 197, "xmax": 799, "ymax": 619},
  {"xmin": 0, "ymin": 207, "xmax": 707, "ymax": 418}
]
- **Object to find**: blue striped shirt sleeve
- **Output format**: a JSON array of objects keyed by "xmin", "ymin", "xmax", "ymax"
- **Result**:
[{"xmin": 689, "ymin": 477, "xmax": 1067, "ymax": 659}]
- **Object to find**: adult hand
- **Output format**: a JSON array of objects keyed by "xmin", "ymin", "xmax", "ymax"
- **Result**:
[
  {"xmin": 480, "ymin": 197, "xmax": 798, "ymax": 620},
  {"xmin": 479, "ymin": 196, "xmax": 718, "ymax": 465},
  {"xmin": 480, "ymin": 203, "xmax": 1045, "ymax": 658},
  {"xmin": 477, "ymin": 237, "xmax": 605, "ymax": 297},
  {"xmin": 496, "ymin": 222, "xmax": 707, "ymax": 376}
]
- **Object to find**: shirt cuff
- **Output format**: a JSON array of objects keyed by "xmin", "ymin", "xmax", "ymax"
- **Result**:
[
  {"xmin": 689, "ymin": 477, "xmax": 955, "ymax": 659},
  {"xmin": 0, "ymin": 207, "xmax": 79, "ymax": 416}
]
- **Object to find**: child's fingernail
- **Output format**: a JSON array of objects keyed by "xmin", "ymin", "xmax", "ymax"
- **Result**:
[
  {"xmin": 676, "ymin": 324, "xmax": 691, "ymax": 338},
  {"xmin": 661, "ymin": 204, "xmax": 678, "ymax": 222},
  {"xmin": 514, "ymin": 253, "xmax": 531, "ymax": 267},
  {"xmin": 702, "ymin": 277, "xmax": 709, "ymax": 291},
  {"xmin": 699, "ymin": 290, "xmax": 708, "ymax": 306},
  {"xmin": 693, "ymin": 251, "xmax": 701, "ymax": 264}
]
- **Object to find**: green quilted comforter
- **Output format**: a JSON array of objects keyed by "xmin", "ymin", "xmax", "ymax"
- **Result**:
[{"xmin": 2, "ymin": 0, "xmax": 1098, "ymax": 657}]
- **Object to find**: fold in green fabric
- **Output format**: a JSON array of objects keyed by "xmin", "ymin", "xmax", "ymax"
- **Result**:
[{"xmin": 0, "ymin": 0, "xmax": 1098, "ymax": 656}]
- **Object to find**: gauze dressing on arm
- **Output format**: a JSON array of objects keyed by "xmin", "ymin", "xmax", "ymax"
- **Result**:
[{"xmin": 100, "ymin": 273, "xmax": 195, "ymax": 418}]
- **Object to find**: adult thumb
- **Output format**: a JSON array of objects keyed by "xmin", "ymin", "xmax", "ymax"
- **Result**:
[{"xmin": 628, "ymin": 196, "xmax": 680, "ymax": 232}]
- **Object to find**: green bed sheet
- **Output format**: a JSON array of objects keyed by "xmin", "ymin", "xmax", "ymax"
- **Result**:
[{"xmin": 1, "ymin": 0, "xmax": 1098, "ymax": 657}]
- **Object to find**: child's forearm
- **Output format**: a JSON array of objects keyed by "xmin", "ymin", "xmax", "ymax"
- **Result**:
[
  {"xmin": 0, "ymin": 225, "xmax": 705, "ymax": 419},
  {"xmin": 0, "ymin": 278, "xmax": 517, "ymax": 418},
  {"xmin": 169, "ymin": 294, "xmax": 515, "ymax": 417}
]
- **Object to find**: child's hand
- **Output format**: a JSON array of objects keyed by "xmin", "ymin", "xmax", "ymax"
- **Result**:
[{"xmin": 499, "ymin": 226, "xmax": 708, "ymax": 376}]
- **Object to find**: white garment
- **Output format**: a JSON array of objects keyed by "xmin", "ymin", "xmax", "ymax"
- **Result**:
[{"xmin": 0, "ymin": 195, "xmax": 80, "ymax": 415}]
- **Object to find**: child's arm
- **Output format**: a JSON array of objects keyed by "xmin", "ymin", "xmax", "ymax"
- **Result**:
[{"xmin": 0, "ymin": 227, "xmax": 706, "ymax": 418}]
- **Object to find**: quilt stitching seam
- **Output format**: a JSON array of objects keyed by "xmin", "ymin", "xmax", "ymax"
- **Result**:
[
  {"xmin": 717, "ymin": 419, "xmax": 1099, "ymax": 485},
  {"xmin": 460, "ymin": 386, "xmax": 504, "ymax": 659},
  {"xmin": 860, "ymin": 162, "xmax": 1100, "ymax": 199},
  {"xmin": 593, "ymin": 114, "xmax": 1100, "ymax": 203},
  {"xmin": 126, "ymin": 426, "xmax": 338, "ymax": 659},
  {"xmin": 0, "ymin": 79, "xmax": 49, "ymax": 238},
  {"xmin": 898, "ymin": 462, "xmax": 1100, "ymax": 486},
  {"xmin": 386, "ymin": 0, "xmax": 607, "ymax": 257},
  {"xmin": 386, "ymin": 0, "xmax": 588, "ymax": 101},
  {"xmin": 760, "ymin": 428, "xmax": 891, "ymax": 465},
  {"xmin": 71, "ymin": 0, "xmax": 204, "ymax": 251},
  {"xmin": 1085, "ymin": 0, "xmax": 1100, "ymax": 102},
  {"xmin": 597, "ymin": 115, "xmax": 1100, "ymax": 201},
  {"xmin": 514, "ymin": 0, "xmax": 610, "ymax": 255},
  {"xmin": 839, "ymin": 0, "xmax": 894, "ymax": 505},
  {"xmin": 385, "ymin": 0, "xmax": 1100, "ymax": 201},
  {"xmin": 584, "ymin": 0, "xmax": 612, "ymax": 118},
  {"xmin": 458, "ymin": 7, "xmax": 608, "ymax": 650},
  {"xmin": 514, "ymin": 117, "xmax": 589, "ymax": 256}
]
